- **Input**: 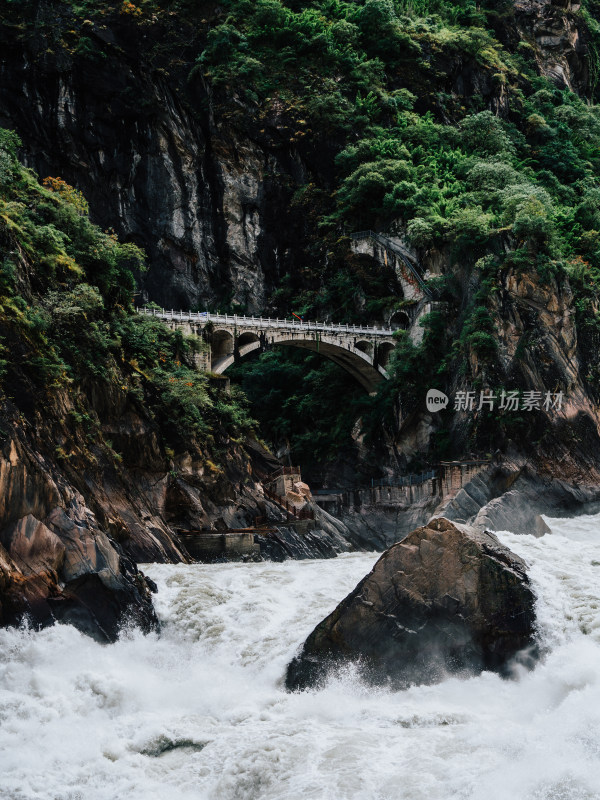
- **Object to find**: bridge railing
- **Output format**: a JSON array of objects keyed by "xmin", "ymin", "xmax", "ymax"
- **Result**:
[{"xmin": 136, "ymin": 307, "xmax": 397, "ymax": 337}]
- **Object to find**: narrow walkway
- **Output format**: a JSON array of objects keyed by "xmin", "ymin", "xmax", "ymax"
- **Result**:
[{"xmin": 313, "ymin": 460, "xmax": 490, "ymax": 513}]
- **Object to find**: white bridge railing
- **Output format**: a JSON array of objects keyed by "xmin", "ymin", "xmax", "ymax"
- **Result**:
[{"xmin": 136, "ymin": 307, "xmax": 397, "ymax": 337}]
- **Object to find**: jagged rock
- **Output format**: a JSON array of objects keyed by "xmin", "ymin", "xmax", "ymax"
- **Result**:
[
  {"xmin": 256, "ymin": 514, "xmax": 353, "ymax": 562},
  {"xmin": 514, "ymin": 0, "xmax": 587, "ymax": 92},
  {"xmin": 286, "ymin": 490, "xmax": 307, "ymax": 508},
  {"xmin": 0, "ymin": 22, "xmax": 307, "ymax": 312},
  {"xmin": 293, "ymin": 481, "xmax": 312, "ymax": 499},
  {"xmin": 0, "ymin": 509, "xmax": 159, "ymax": 642},
  {"xmin": 439, "ymin": 462, "xmax": 600, "ymax": 535},
  {"xmin": 0, "ymin": 435, "xmax": 159, "ymax": 641},
  {"xmin": 534, "ymin": 515, "xmax": 552, "ymax": 537},
  {"xmin": 335, "ymin": 494, "xmax": 442, "ymax": 551},
  {"xmin": 2, "ymin": 514, "xmax": 65, "ymax": 578},
  {"xmin": 286, "ymin": 518, "xmax": 536, "ymax": 690}
]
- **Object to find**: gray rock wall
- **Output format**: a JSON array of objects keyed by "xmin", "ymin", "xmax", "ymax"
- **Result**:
[{"xmin": 0, "ymin": 33, "xmax": 311, "ymax": 312}]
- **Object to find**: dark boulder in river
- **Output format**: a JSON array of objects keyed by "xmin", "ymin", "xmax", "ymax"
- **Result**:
[{"xmin": 286, "ymin": 518, "xmax": 536, "ymax": 690}]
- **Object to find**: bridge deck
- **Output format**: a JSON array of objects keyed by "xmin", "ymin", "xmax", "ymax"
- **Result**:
[{"xmin": 137, "ymin": 308, "xmax": 397, "ymax": 337}]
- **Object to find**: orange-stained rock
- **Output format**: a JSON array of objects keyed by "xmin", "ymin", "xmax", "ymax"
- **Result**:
[{"xmin": 2, "ymin": 514, "xmax": 65, "ymax": 577}]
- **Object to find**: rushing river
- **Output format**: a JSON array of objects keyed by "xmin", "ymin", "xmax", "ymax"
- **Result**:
[{"xmin": 3, "ymin": 514, "xmax": 600, "ymax": 800}]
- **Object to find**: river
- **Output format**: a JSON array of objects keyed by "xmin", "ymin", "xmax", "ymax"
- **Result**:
[{"xmin": 2, "ymin": 514, "xmax": 600, "ymax": 800}]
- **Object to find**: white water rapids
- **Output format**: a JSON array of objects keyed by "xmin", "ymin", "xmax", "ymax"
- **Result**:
[{"xmin": 2, "ymin": 514, "xmax": 600, "ymax": 800}]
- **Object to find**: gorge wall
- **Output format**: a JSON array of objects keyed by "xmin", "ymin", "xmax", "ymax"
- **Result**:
[
  {"xmin": 2, "ymin": 0, "xmax": 600, "ymax": 638},
  {"xmin": 0, "ymin": 5, "xmax": 319, "ymax": 312},
  {"xmin": 0, "ymin": 1, "xmax": 591, "ymax": 314}
]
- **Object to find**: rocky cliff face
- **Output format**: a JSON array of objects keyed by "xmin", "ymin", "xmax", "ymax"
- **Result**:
[
  {"xmin": 513, "ymin": 0, "xmax": 588, "ymax": 91},
  {"xmin": 3, "ymin": 1, "xmax": 588, "ymax": 317},
  {"xmin": 0, "ymin": 10, "xmax": 319, "ymax": 312},
  {"xmin": 0, "ymin": 424, "xmax": 160, "ymax": 640},
  {"xmin": 0, "ymin": 376, "xmax": 283, "ymax": 638}
]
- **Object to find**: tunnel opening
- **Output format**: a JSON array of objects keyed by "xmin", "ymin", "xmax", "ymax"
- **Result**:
[{"xmin": 389, "ymin": 310, "xmax": 411, "ymax": 330}]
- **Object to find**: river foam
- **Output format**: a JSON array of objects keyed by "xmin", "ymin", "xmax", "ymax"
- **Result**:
[{"xmin": 2, "ymin": 515, "xmax": 600, "ymax": 799}]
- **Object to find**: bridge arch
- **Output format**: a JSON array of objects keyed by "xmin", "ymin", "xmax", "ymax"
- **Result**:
[
  {"xmin": 355, "ymin": 339, "xmax": 374, "ymax": 358},
  {"xmin": 211, "ymin": 328, "xmax": 234, "ymax": 364},
  {"xmin": 236, "ymin": 331, "xmax": 262, "ymax": 360},
  {"xmin": 377, "ymin": 341, "xmax": 395, "ymax": 368},
  {"xmin": 213, "ymin": 332, "xmax": 393, "ymax": 394},
  {"xmin": 237, "ymin": 331, "xmax": 260, "ymax": 349}
]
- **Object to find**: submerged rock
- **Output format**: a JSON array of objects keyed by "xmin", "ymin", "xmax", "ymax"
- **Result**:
[{"xmin": 286, "ymin": 518, "xmax": 536, "ymax": 691}]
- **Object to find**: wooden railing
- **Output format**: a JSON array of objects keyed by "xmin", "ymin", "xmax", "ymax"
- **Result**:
[{"xmin": 266, "ymin": 465, "xmax": 301, "ymax": 482}]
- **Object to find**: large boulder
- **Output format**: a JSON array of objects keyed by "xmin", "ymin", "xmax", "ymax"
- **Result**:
[
  {"xmin": 286, "ymin": 518, "xmax": 537, "ymax": 690},
  {"xmin": 0, "ymin": 511, "xmax": 159, "ymax": 642}
]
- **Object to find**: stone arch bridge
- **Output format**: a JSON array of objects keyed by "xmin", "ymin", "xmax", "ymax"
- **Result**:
[{"xmin": 138, "ymin": 308, "xmax": 398, "ymax": 393}]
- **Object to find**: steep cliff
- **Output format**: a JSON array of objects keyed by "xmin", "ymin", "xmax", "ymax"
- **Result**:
[
  {"xmin": 0, "ymin": 2, "xmax": 323, "ymax": 312},
  {"xmin": 3, "ymin": 0, "xmax": 600, "ymax": 640},
  {"xmin": 0, "ymin": 131, "xmax": 283, "ymax": 638},
  {"xmin": 3, "ymin": 1, "xmax": 592, "ymax": 317}
]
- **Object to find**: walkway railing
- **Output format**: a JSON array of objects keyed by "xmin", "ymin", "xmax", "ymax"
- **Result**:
[
  {"xmin": 312, "ymin": 469, "xmax": 437, "ymax": 495},
  {"xmin": 266, "ymin": 466, "xmax": 301, "ymax": 482},
  {"xmin": 136, "ymin": 307, "xmax": 396, "ymax": 337},
  {"xmin": 372, "ymin": 469, "xmax": 437, "ymax": 488},
  {"xmin": 351, "ymin": 230, "xmax": 436, "ymax": 299},
  {"xmin": 313, "ymin": 461, "xmax": 491, "ymax": 502}
]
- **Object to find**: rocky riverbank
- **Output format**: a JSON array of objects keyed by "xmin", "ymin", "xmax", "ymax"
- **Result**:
[
  {"xmin": 4, "ymin": 404, "xmax": 600, "ymax": 644},
  {"xmin": 323, "ymin": 457, "xmax": 600, "ymax": 551},
  {"xmin": 0, "ymin": 403, "xmax": 360, "ymax": 640}
]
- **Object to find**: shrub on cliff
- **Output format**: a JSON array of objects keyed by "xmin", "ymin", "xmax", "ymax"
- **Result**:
[{"xmin": 0, "ymin": 129, "xmax": 254, "ymax": 454}]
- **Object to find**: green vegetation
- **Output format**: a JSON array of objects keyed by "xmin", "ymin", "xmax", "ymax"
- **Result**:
[
  {"xmin": 4, "ymin": 0, "xmax": 600, "ymax": 470},
  {"xmin": 0, "ymin": 129, "xmax": 253, "ymax": 451},
  {"xmin": 195, "ymin": 2, "xmax": 600, "ymax": 288},
  {"xmin": 229, "ymin": 349, "xmax": 363, "ymax": 475},
  {"xmin": 195, "ymin": 0, "xmax": 600, "ymax": 464}
]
